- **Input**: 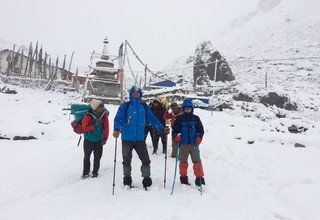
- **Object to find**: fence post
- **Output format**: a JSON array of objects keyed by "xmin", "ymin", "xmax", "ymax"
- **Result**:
[{"xmin": 214, "ymin": 59, "xmax": 218, "ymax": 82}]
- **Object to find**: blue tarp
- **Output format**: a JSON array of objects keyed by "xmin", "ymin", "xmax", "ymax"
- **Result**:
[{"xmin": 151, "ymin": 80, "xmax": 176, "ymax": 87}]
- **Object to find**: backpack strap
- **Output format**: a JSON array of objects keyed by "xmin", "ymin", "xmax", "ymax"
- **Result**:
[{"xmin": 86, "ymin": 112, "xmax": 97, "ymax": 120}]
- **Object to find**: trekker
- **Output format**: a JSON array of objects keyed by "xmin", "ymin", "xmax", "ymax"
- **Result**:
[
  {"xmin": 150, "ymin": 98, "xmax": 168, "ymax": 154},
  {"xmin": 113, "ymin": 86, "xmax": 169, "ymax": 188},
  {"xmin": 172, "ymin": 98, "xmax": 205, "ymax": 186},
  {"xmin": 81, "ymin": 99, "xmax": 109, "ymax": 179},
  {"xmin": 163, "ymin": 102, "xmax": 182, "ymax": 158}
]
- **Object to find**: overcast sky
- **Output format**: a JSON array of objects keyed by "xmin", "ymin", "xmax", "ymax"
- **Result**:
[{"xmin": 0, "ymin": 0, "xmax": 259, "ymax": 73}]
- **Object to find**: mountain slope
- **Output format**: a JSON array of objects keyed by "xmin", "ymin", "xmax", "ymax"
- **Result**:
[{"xmin": 160, "ymin": 0, "xmax": 320, "ymax": 122}]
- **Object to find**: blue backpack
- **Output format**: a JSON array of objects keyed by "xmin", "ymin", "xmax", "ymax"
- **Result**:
[{"xmin": 70, "ymin": 104, "xmax": 109, "ymax": 134}]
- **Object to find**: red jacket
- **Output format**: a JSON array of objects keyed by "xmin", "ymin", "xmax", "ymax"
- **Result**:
[
  {"xmin": 82, "ymin": 112, "xmax": 109, "ymax": 141},
  {"xmin": 163, "ymin": 108, "xmax": 182, "ymax": 128}
]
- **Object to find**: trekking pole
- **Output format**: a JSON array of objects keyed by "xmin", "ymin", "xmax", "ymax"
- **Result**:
[
  {"xmin": 170, "ymin": 143, "xmax": 180, "ymax": 195},
  {"xmin": 164, "ymin": 146, "xmax": 167, "ymax": 189},
  {"xmin": 196, "ymin": 144, "xmax": 203, "ymax": 195},
  {"xmin": 112, "ymin": 138, "xmax": 118, "ymax": 195},
  {"xmin": 77, "ymin": 135, "xmax": 82, "ymax": 147}
]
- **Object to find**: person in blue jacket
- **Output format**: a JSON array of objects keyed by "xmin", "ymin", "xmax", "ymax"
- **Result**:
[
  {"xmin": 113, "ymin": 85, "xmax": 169, "ymax": 188},
  {"xmin": 172, "ymin": 98, "xmax": 205, "ymax": 186}
]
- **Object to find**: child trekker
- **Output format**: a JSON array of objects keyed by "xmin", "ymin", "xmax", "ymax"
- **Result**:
[{"xmin": 172, "ymin": 98, "xmax": 205, "ymax": 186}]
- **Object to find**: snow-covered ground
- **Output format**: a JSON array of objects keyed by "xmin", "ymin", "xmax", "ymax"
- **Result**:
[{"xmin": 1, "ymin": 83, "xmax": 320, "ymax": 220}]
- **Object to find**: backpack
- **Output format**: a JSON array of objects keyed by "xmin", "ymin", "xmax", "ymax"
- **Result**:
[
  {"xmin": 71, "ymin": 111, "xmax": 94, "ymax": 134},
  {"xmin": 71, "ymin": 119, "xmax": 85, "ymax": 134},
  {"xmin": 70, "ymin": 104, "xmax": 109, "ymax": 134}
]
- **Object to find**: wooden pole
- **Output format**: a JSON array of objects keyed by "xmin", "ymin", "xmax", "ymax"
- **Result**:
[
  {"xmin": 18, "ymin": 49, "xmax": 24, "ymax": 76},
  {"xmin": 144, "ymin": 64, "xmax": 147, "ymax": 89},
  {"xmin": 75, "ymin": 68, "xmax": 79, "ymax": 92},
  {"xmin": 24, "ymin": 42, "xmax": 32, "ymax": 76},
  {"xmin": 34, "ymin": 41, "xmax": 38, "ymax": 78},
  {"xmin": 214, "ymin": 59, "xmax": 218, "ymax": 82},
  {"xmin": 265, "ymin": 71, "xmax": 268, "ymax": 89},
  {"xmin": 68, "ymin": 51, "xmax": 75, "ymax": 72},
  {"xmin": 62, "ymin": 54, "xmax": 66, "ymax": 80},
  {"xmin": 120, "ymin": 42, "xmax": 127, "ymax": 103}
]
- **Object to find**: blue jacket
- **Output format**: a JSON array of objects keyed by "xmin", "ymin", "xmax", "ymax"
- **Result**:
[
  {"xmin": 114, "ymin": 86, "xmax": 164, "ymax": 141},
  {"xmin": 172, "ymin": 99, "xmax": 204, "ymax": 145}
]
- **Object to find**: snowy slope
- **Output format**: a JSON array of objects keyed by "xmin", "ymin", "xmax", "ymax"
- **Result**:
[
  {"xmin": 160, "ymin": 0, "xmax": 320, "ymax": 123},
  {"xmin": 1, "ymin": 82, "xmax": 320, "ymax": 220},
  {"xmin": 216, "ymin": 0, "xmax": 320, "ymax": 123}
]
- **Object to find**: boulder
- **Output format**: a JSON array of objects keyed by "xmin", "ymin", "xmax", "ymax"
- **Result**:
[
  {"xmin": 193, "ymin": 41, "xmax": 235, "ymax": 86},
  {"xmin": 260, "ymin": 92, "xmax": 297, "ymax": 111},
  {"xmin": 294, "ymin": 143, "xmax": 305, "ymax": 148}
]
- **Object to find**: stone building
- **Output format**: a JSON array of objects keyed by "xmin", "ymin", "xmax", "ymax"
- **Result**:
[{"xmin": 0, "ymin": 49, "xmax": 73, "ymax": 80}]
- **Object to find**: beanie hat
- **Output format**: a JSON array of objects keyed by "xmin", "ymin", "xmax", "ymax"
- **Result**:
[
  {"xmin": 89, "ymin": 99, "xmax": 103, "ymax": 110},
  {"xmin": 170, "ymin": 102, "xmax": 178, "ymax": 108}
]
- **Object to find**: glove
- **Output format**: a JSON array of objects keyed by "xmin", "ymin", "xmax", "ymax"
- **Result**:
[
  {"xmin": 163, "ymin": 127, "xmax": 170, "ymax": 135},
  {"xmin": 195, "ymin": 137, "xmax": 202, "ymax": 144},
  {"xmin": 102, "ymin": 139, "xmax": 107, "ymax": 145},
  {"xmin": 174, "ymin": 134, "xmax": 181, "ymax": 143},
  {"xmin": 113, "ymin": 130, "xmax": 120, "ymax": 138}
]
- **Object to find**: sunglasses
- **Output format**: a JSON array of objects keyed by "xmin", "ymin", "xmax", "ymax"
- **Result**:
[{"xmin": 184, "ymin": 107, "xmax": 192, "ymax": 110}]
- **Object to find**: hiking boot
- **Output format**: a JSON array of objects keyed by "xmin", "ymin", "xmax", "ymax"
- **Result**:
[
  {"xmin": 91, "ymin": 173, "xmax": 98, "ymax": 178},
  {"xmin": 123, "ymin": 176, "xmax": 132, "ymax": 186},
  {"xmin": 81, "ymin": 174, "xmax": 89, "ymax": 179},
  {"xmin": 162, "ymin": 149, "xmax": 167, "ymax": 154},
  {"xmin": 180, "ymin": 176, "xmax": 190, "ymax": 185},
  {"xmin": 195, "ymin": 177, "xmax": 205, "ymax": 186},
  {"xmin": 142, "ymin": 177, "xmax": 152, "ymax": 188}
]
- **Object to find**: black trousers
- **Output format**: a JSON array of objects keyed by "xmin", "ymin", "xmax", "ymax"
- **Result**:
[
  {"xmin": 122, "ymin": 141, "xmax": 151, "ymax": 177},
  {"xmin": 151, "ymin": 128, "xmax": 167, "ymax": 152},
  {"xmin": 83, "ymin": 139, "xmax": 103, "ymax": 175},
  {"xmin": 122, "ymin": 141, "xmax": 151, "ymax": 166}
]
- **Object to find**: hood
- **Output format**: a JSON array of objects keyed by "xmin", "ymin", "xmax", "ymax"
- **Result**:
[
  {"xmin": 182, "ymin": 99, "xmax": 194, "ymax": 115},
  {"xmin": 129, "ymin": 85, "xmax": 143, "ymax": 97},
  {"xmin": 129, "ymin": 85, "xmax": 143, "ymax": 103}
]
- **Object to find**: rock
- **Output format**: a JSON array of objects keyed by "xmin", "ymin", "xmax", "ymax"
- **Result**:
[
  {"xmin": 233, "ymin": 93, "xmax": 254, "ymax": 102},
  {"xmin": 13, "ymin": 136, "xmax": 37, "ymax": 140},
  {"xmin": 276, "ymin": 113, "xmax": 286, "ymax": 118},
  {"xmin": 38, "ymin": 121, "xmax": 51, "ymax": 125},
  {"xmin": 248, "ymin": 140, "xmax": 255, "ymax": 144},
  {"xmin": 260, "ymin": 92, "xmax": 297, "ymax": 111},
  {"xmin": 288, "ymin": 125, "xmax": 298, "ymax": 133},
  {"xmin": 294, "ymin": 143, "xmax": 305, "ymax": 148},
  {"xmin": 216, "ymin": 103, "xmax": 233, "ymax": 111},
  {"xmin": 0, "ymin": 86, "xmax": 17, "ymax": 94},
  {"xmin": 193, "ymin": 41, "xmax": 235, "ymax": 86},
  {"xmin": 0, "ymin": 135, "xmax": 10, "ymax": 140},
  {"xmin": 288, "ymin": 125, "xmax": 308, "ymax": 133}
]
